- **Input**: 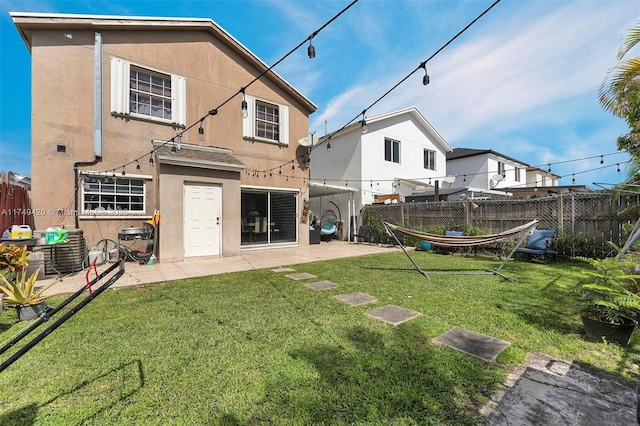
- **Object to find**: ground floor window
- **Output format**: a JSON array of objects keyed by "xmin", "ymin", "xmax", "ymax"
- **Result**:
[
  {"xmin": 81, "ymin": 173, "xmax": 148, "ymax": 215},
  {"xmin": 241, "ymin": 189, "xmax": 297, "ymax": 246}
]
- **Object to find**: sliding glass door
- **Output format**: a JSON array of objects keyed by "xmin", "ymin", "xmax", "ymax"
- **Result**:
[{"xmin": 241, "ymin": 190, "xmax": 297, "ymax": 246}]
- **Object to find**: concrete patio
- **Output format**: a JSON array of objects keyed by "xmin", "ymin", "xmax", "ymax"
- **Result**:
[{"xmin": 41, "ymin": 241, "xmax": 399, "ymax": 295}]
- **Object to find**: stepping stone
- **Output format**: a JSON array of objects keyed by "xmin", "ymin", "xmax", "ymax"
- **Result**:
[
  {"xmin": 365, "ymin": 304, "xmax": 421, "ymax": 326},
  {"xmin": 305, "ymin": 280, "xmax": 338, "ymax": 290},
  {"xmin": 285, "ymin": 272, "xmax": 317, "ymax": 280},
  {"xmin": 334, "ymin": 292, "xmax": 377, "ymax": 306},
  {"xmin": 272, "ymin": 267, "xmax": 296, "ymax": 273},
  {"xmin": 433, "ymin": 326, "xmax": 510, "ymax": 363}
]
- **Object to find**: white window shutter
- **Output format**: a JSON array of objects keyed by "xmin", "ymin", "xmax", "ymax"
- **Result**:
[
  {"xmin": 242, "ymin": 95, "xmax": 256, "ymax": 138},
  {"xmin": 110, "ymin": 58, "xmax": 130, "ymax": 115},
  {"xmin": 279, "ymin": 104, "xmax": 289, "ymax": 145},
  {"xmin": 171, "ymin": 75, "xmax": 187, "ymax": 126}
]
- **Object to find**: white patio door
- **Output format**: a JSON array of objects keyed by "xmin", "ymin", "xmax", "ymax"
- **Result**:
[{"xmin": 184, "ymin": 184, "xmax": 221, "ymax": 257}]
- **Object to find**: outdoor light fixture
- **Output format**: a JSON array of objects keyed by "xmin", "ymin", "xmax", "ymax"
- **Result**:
[
  {"xmin": 600, "ymin": 155, "xmax": 604, "ymax": 164},
  {"xmin": 361, "ymin": 110, "xmax": 368, "ymax": 133},
  {"xmin": 421, "ymin": 62, "xmax": 429, "ymax": 86},
  {"xmin": 121, "ymin": 168, "xmax": 126, "ymax": 176},
  {"xmin": 241, "ymin": 88, "xmax": 248, "ymax": 118},
  {"xmin": 308, "ymin": 38, "xmax": 316, "ymax": 58},
  {"xmin": 136, "ymin": 160, "xmax": 141, "ymax": 171},
  {"xmin": 198, "ymin": 120, "xmax": 205, "ymax": 141}
]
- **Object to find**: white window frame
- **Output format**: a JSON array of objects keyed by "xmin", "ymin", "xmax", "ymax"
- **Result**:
[
  {"xmin": 423, "ymin": 149, "xmax": 436, "ymax": 170},
  {"xmin": 497, "ymin": 161, "xmax": 505, "ymax": 176},
  {"xmin": 514, "ymin": 167, "xmax": 521, "ymax": 182},
  {"xmin": 242, "ymin": 95, "xmax": 289, "ymax": 145},
  {"xmin": 111, "ymin": 57, "xmax": 186, "ymax": 126},
  {"xmin": 80, "ymin": 172, "xmax": 151, "ymax": 217},
  {"xmin": 385, "ymin": 138, "xmax": 400, "ymax": 164}
]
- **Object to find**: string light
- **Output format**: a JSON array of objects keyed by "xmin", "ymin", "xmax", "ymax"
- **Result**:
[
  {"xmin": 307, "ymin": 37, "xmax": 316, "ymax": 59},
  {"xmin": 617, "ymin": 164, "xmax": 621, "ymax": 173},
  {"xmin": 421, "ymin": 62, "xmax": 430, "ymax": 86},
  {"xmin": 136, "ymin": 160, "xmax": 141, "ymax": 171},
  {"xmin": 121, "ymin": 167, "xmax": 126, "ymax": 176},
  {"xmin": 241, "ymin": 87, "xmax": 248, "ymax": 118},
  {"xmin": 600, "ymin": 155, "xmax": 604, "ymax": 164},
  {"xmin": 198, "ymin": 119, "xmax": 205, "ymax": 141}
]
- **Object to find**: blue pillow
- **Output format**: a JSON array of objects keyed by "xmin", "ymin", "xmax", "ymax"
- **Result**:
[{"xmin": 527, "ymin": 230, "xmax": 555, "ymax": 250}]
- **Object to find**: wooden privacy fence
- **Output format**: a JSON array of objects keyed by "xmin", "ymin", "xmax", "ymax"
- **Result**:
[
  {"xmin": 365, "ymin": 191, "xmax": 640, "ymax": 258},
  {"xmin": 0, "ymin": 182, "xmax": 32, "ymax": 235}
]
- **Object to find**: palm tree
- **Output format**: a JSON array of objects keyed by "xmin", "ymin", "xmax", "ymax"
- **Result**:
[{"xmin": 599, "ymin": 25, "xmax": 640, "ymax": 119}]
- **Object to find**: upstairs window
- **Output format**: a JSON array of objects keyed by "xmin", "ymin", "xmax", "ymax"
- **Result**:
[
  {"xmin": 514, "ymin": 167, "xmax": 521, "ymax": 182},
  {"xmin": 424, "ymin": 149, "xmax": 436, "ymax": 170},
  {"xmin": 130, "ymin": 67, "xmax": 172, "ymax": 121},
  {"xmin": 255, "ymin": 101, "xmax": 280, "ymax": 141},
  {"xmin": 385, "ymin": 138, "xmax": 400, "ymax": 163},
  {"xmin": 242, "ymin": 95, "xmax": 290, "ymax": 145},
  {"xmin": 111, "ymin": 58, "xmax": 186, "ymax": 126},
  {"xmin": 497, "ymin": 161, "xmax": 505, "ymax": 176}
]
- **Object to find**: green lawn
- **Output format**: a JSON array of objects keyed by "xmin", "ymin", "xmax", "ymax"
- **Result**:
[{"xmin": 0, "ymin": 252, "xmax": 638, "ymax": 425}]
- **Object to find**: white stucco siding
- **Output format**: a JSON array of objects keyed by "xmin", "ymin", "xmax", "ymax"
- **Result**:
[
  {"xmin": 361, "ymin": 115, "xmax": 445, "ymax": 195},
  {"xmin": 310, "ymin": 130, "xmax": 361, "ymax": 186},
  {"xmin": 447, "ymin": 156, "xmax": 488, "ymax": 188},
  {"xmin": 448, "ymin": 155, "xmax": 529, "ymax": 190}
]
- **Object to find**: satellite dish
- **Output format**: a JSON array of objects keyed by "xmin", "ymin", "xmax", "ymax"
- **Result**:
[
  {"xmin": 490, "ymin": 174, "xmax": 505, "ymax": 189},
  {"xmin": 297, "ymin": 136, "xmax": 313, "ymax": 147},
  {"xmin": 441, "ymin": 176, "xmax": 456, "ymax": 187}
]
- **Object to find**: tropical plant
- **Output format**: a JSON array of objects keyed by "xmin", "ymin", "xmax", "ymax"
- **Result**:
[
  {"xmin": 361, "ymin": 208, "xmax": 384, "ymax": 241},
  {"xmin": 572, "ymin": 242, "xmax": 640, "ymax": 324},
  {"xmin": 599, "ymin": 25, "xmax": 640, "ymax": 210},
  {"xmin": 599, "ymin": 25, "xmax": 640, "ymax": 124},
  {"xmin": 0, "ymin": 267, "xmax": 64, "ymax": 306},
  {"xmin": 0, "ymin": 243, "xmax": 30, "ymax": 277}
]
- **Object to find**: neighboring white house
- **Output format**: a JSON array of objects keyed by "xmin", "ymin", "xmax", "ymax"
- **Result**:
[
  {"xmin": 445, "ymin": 148, "xmax": 530, "ymax": 193},
  {"xmin": 525, "ymin": 166, "xmax": 560, "ymax": 188},
  {"xmin": 309, "ymin": 107, "xmax": 452, "ymax": 235}
]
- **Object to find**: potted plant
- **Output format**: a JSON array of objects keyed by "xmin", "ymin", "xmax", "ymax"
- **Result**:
[
  {"xmin": 573, "ymin": 243, "xmax": 640, "ymax": 345},
  {"xmin": 0, "ymin": 243, "xmax": 30, "ymax": 280},
  {"xmin": 0, "ymin": 267, "xmax": 65, "ymax": 321}
]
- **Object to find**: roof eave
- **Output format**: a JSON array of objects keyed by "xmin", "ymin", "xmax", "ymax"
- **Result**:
[{"xmin": 10, "ymin": 11, "xmax": 317, "ymax": 114}]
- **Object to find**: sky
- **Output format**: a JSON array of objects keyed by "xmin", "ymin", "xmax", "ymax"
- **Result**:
[{"xmin": 0, "ymin": 0, "xmax": 638, "ymax": 188}]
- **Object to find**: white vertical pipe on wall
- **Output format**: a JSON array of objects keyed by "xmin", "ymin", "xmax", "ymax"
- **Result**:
[{"xmin": 94, "ymin": 32, "xmax": 103, "ymax": 157}]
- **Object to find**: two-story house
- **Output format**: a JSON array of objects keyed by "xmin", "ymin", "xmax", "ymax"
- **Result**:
[
  {"xmin": 444, "ymin": 148, "xmax": 528, "ymax": 196},
  {"xmin": 12, "ymin": 12, "xmax": 316, "ymax": 262},
  {"xmin": 309, "ymin": 107, "xmax": 452, "ymax": 232}
]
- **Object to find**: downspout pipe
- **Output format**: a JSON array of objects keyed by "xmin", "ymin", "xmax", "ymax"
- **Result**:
[{"xmin": 73, "ymin": 32, "xmax": 103, "ymax": 228}]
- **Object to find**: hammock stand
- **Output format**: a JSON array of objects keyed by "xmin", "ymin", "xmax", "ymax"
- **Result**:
[{"xmin": 383, "ymin": 219, "xmax": 539, "ymax": 282}]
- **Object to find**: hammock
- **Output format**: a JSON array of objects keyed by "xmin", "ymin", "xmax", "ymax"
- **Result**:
[
  {"xmin": 384, "ymin": 220, "xmax": 539, "ymax": 247},
  {"xmin": 382, "ymin": 219, "xmax": 539, "ymax": 281}
]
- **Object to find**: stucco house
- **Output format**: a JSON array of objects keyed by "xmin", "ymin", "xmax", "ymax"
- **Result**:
[
  {"xmin": 309, "ymin": 107, "xmax": 452, "ymax": 234},
  {"xmin": 525, "ymin": 166, "xmax": 560, "ymax": 188},
  {"xmin": 445, "ymin": 148, "xmax": 530, "ymax": 193},
  {"xmin": 12, "ymin": 12, "xmax": 316, "ymax": 263}
]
